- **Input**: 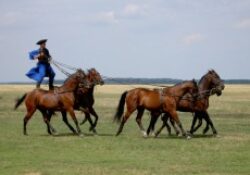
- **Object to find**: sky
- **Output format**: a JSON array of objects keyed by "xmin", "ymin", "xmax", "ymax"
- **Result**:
[{"xmin": 0, "ymin": 0, "xmax": 250, "ymax": 82}]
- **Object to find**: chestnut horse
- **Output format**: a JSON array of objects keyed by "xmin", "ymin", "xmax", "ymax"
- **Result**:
[
  {"xmin": 148, "ymin": 70, "xmax": 225, "ymax": 137},
  {"xmin": 46, "ymin": 68, "xmax": 104, "ymax": 135},
  {"xmin": 14, "ymin": 70, "xmax": 87, "ymax": 135},
  {"xmin": 114, "ymin": 80, "xmax": 198, "ymax": 138}
]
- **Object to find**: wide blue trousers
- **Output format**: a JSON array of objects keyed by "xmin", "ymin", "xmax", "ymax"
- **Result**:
[{"xmin": 26, "ymin": 63, "xmax": 55, "ymax": 84}]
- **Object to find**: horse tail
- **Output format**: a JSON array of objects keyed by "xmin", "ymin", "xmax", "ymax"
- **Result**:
[
  {"xmin": 14, "ymin": 93, "xmax": 27, "ymax": 110},
  {"xmin": 113, "ymin": 91, "xmax": 127, "ymax": 123}
]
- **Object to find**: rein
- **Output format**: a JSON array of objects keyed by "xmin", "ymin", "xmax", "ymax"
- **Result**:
[
  {"xmin": 157, "ymin": 87, "xmax": 217, "ymax": 103},
  {"xmin": 51, "ymin": 59, "xmax": 79, "ymax": 77},
  {"xmin": 175, "ymin": 88, "xmax": 217, "ymax": 102}
]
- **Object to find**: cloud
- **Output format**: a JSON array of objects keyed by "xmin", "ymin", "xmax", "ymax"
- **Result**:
[
  {"xmin": 124, "ymin": 4, "xmax": 140, "ymax": 16},
  {"xmin": 182, "ymin": 33, "xmax": 205, "ymax": 45},
  {"xmin": 122, "ymin": 3, "xmax": 148, "ymax": 17},
  {"xmin": 235, "ymin": 18, "xmax": 250, "ymax": 29},
  {"xmin": 0, "ymin": 12, "xmax": 20, "ymax": 26},
  {"xmin": 92, "ymin": 11, "xmax": 118, "ymax": 24}
]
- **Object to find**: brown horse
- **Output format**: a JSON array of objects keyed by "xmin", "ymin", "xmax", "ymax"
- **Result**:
[
  {"xmin": 14, "ymin": 69, "xmax": 87, "ymax": 136},
  {"xmin": 148, "ymin": 70, "xmax": 225, "ymax": 137},
  {"xmin": 46, "ymin": 68, "xmax": 104, "ymax": 135},
  {"xmin": 114, "ymin": 80, "xmax": 198, "ymax": 138}
]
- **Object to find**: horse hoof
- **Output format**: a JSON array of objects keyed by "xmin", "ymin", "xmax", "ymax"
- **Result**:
[
  {"xmin": 93, "ymin": 131, "xmax": 98, "ymax": 135},
  {"xmin": 52, "ymin": 132, "xmax": 59, "ymax": 136},
  {"xmin": 154, "ymin": 134, "xmax": 159, "ymax": 138},
  {"xmin": 186, "ymin": 135, "xmax": 192, "ymax": 140},
  {"xmin": 177, "ymin": 133, "xmax": 182, "ymax": 137},
  {"xmin": 214, "ymin": 134, "xmax": 221, "ymax": 138},
  {"xmin": 142, "ymin": 131, "xmax": 148, "ymax": 138},
  {"xmin": 79, "ymin": 133, "xmax": 84, "ymax": 137},
  {"xmin": 151, "ymin": 132, "xmax": 156, "ymax": 137}
]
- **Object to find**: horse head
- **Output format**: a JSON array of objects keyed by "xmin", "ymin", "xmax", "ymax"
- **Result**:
[
  {"xmin": 87, "ymin": 68, "xmax": 104, "ymax": 87},
  {"xmin": 75, "ymin": 69, "xmax": 91, "ymax": 88},
  {"xmin": 203, "ymin": 70, "xmax": 225, "ymax": 96}
]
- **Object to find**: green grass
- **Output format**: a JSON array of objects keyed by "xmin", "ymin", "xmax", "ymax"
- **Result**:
[{"xmin": 0, "ymin": 85, "xmax": 250, "ymax": 175}]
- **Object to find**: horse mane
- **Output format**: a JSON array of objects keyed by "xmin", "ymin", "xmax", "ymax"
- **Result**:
[
  {"xmin": 87, "ymin": 68, "xmax": 98, "ymax": 76},
  {"xmin": 174, "ymin": 79, "xmax": 197, "ymax": 87},
  {"xmin": 199, "ymin": 69, "xmax": 219, "ymax": 85},
  {"xmin": 88, "ymin": 68, "xmax": 97, "ymax": 72},
  {"xmin": 63, "ymin": 69, "xmax": 86, "ymax": 84}
]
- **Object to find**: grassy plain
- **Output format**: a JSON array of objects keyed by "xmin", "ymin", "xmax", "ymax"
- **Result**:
[{"xmin": 0, "ymin": 84, "xmax": 250, "ymax": 175}]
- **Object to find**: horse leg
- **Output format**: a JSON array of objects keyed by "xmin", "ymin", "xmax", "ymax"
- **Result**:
[
  {"xmin": 203, "ymin": 111, "xmax": 217, "ymax": 135},
  {"xmin": 80, "ymin": 109, "xmax": 96, "ymax": 133},
  {"xmin": 192, "ymin": 112, "xmax": 203, "ymax": 134},
  {"xmin": 147, "ymin": 112, "xmax": 158, "ymax": 136},
  {"xmin": 68, "ymin": 109, "xmax": 82, "ymax": 136},
  {"xmin": 89, "ymin": 107, "xmax": 99, "ymax": 133},
  {"xmin": 149, "ymin": 112, "xmax": 161, "ymax": 137},
  {"xmin": 146, "ymin": 113, "xmax": 154, "ymax": 136},
  {"xmin": 164, "ymin": 113, "xmax": 180, "ymax": 136},
  {"xmin": 200, "ymin": 112, "xmax": 211, "ymax": 134},
  {"xmin": 84, "ymin": 112, "xmax": 95, "ymax": 133},
  {"xmin": 135, "ymin": 108, "xmax": 147, "ymax": 137},
  {"xmin": 168, "ymin": 111, "xmax": 190, "ymax": 139},
  {"xmin": 202, "ymin": 112, "xmax": 210, "ymax": 135},
  {"xmin": 169, "ymin": 117, "xmax": 180, "ymax": 136},
  {"xmin": 162, "ymin": 114, "xmax": 171, "ymax": 135},
  {"xmin": 155, "ymin": 114, "xmax": 170, "ymax": 137},
  {"xmin": 39, "ymin": 109, "xmax": 57, "ymax": 135},
  {"xmin": 46, "ymin": 111, "xmax": 53, "ymax": 135},
  {"xmin": 189, "ymin": 112, "xmax": 198, "ymax": 135},
  {"xmin": 116, "ymin": 110, "xmax": 133, "ymax": 136},
  {"xmin": 80, "ymin": 115, "xmax": 88, "ymax": 125},
  {"xmin": 23, "ymin": 108, "xmax": 36, "ymax": 135},
  {"xmin": 61, "ymin": 111, "xmax": 77, "ymax": 134}
]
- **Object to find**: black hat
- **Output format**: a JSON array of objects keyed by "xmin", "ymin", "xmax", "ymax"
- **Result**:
[{"xmin": 36, "ymin": 39, "xmax": 47, "ymax": 45}]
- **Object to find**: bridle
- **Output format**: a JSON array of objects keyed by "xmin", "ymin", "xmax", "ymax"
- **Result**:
[
  {"xmin": 53, "ymin": 73, "xmax": 90, "ymax": 94},
  {"xmin": 159, "ymin": 81, "xmax": 199, "ymax": 103}
]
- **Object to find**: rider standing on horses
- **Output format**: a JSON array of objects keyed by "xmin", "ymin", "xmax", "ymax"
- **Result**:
[{"xmin": 26, "ymin": 39, "xmax": 55, "ymax": 90}]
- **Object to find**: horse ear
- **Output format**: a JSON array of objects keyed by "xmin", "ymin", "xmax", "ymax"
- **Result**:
[
  {"xmin": 192, "ymin": 79, "xmax": 197, "ymax": 85},
  {"xmin": 209, "ymin": 69, "xmax": 215, "ymax": 74}
]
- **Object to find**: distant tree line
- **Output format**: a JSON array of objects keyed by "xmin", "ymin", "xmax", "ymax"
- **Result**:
[
  {"xmin": 3, "ymin": 78, "xmax": 250, "ymax": 85},
  {"xmin": 55, "ymin": 78, "xmax": 250, "ymax": 85}
]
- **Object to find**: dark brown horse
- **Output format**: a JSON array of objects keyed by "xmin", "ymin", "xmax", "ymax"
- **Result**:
[
  {"xmin": 46, "ymin": 68, "xmax": 104, "ymax": 135},
  {"xmin": 77, "ymin": 68, "xmax": 104, "ymax": 133},
  {"xmin": 114, "ymin": 80, "xmax": 198, "ymax": 138},
  {"xmin": 148, "ymin": 70, "xmax": 225, "ymax": 137},
  {"xmin": 14, "ymin": 70, "xmax": 87, "ymax": 136}
]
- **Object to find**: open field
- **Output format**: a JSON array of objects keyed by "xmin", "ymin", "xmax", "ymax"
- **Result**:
[{"xmin": 0, "ymin": 84, "xmax": 250, "ymax": 175}]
